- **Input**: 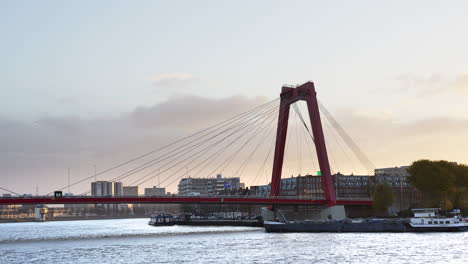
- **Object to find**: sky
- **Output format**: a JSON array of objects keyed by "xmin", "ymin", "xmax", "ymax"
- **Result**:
[{"xmin": 1, "ymin": 1, "xmax": 468, "ymax": 194}]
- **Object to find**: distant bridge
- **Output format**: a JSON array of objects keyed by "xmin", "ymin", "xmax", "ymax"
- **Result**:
[{"xmin": 0, "ymin": 196, "xmax": 372, "ymax": 206}]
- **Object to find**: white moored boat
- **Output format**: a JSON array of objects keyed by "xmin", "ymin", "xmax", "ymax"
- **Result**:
[{"xmin": 409, "ymin": 208, "xmax": 468, "ymax": 232}]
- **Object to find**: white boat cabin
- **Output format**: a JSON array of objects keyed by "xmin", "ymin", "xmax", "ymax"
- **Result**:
[
  {"xmin": 411, "ymin": 208, "xmax": 439, "ymax": 218},
  {"xmin": 410, "ymin": 208, "xmax": 465, "ymax": 227}
]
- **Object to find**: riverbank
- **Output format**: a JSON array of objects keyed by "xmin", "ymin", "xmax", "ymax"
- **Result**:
[{"xmin": 0, "ymin": 215, "xmax": 147, "ymax": 223}]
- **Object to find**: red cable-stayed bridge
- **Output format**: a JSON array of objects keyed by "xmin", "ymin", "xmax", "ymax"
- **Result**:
[
  {"xmin": 1, "ymin": 81, "xmax": 375, "ymax": 207},
  {"xmin": 0, "ymin": 196, "xmax": 372, "ymax": 206}
]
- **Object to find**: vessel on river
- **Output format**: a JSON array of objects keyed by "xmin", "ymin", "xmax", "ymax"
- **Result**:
[
  {"xmin": 148, "ymin": 213, "xmax": 176, "ymax": 226},
  {"xmin": 409, "ymin": 208, "xmax": 468, "ymax": 232},
  {"xmin": 264, "ymin": 218, "xmax": 408, "ymax": 232},
  {"xmin": 264, "ymin": 208, "xmax": 468, "ymax": 233}
]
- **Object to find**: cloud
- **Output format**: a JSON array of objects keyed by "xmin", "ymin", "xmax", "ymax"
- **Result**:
[
  {"xmin": 0, "ymin": 95, "xmax": 269, "ymax": 194},
  {"xmin": 394, "ymin": 71, "xmax": 468, "ymax": 97},
  {"xmin": 151, "ymin": 73, "xmax": 198, "ymax": 89},
  {"xmin": 332, "ymin": 108, "xmax": 468, "ymax": 169},
  {"xmin": 130, "ymin": 95, "xmax": 267, "ymax": 129},
  {"xmin": 453, "ymin": 71, "xmax": 468, "ymax": 91},
  {"xmin": 2, "ymin": 94, "xmax": 468, "ymax": 195},
  {"xmin": 37, "ymin": 116, "xmax": 84, "ymax": 134}
]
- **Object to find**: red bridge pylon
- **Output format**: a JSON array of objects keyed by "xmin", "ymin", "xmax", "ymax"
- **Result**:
[{"xmin": 270, "ymin": 81, "xmax": 336, "ymax": 206}]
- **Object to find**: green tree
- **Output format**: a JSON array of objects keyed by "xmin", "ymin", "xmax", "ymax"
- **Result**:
[
  {"xmin": 372, "ymin": 183, "xmax": 394, "ymax": 213},
  {"xmin": 455, "ymin": 164, "xmax": 468, "ymax": 187},
  {"xmin": 407, "ymin": 160, "xmax": 456, "ymax": 195},
  {"xmin": 407, "ymin": 159, "xmax": 468, "ymax": 209}
]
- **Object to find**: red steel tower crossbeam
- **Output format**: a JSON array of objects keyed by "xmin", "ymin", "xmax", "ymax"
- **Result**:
[{"xmin": 269, "ymin": 81, "xmax": 337, "ymax": 206}]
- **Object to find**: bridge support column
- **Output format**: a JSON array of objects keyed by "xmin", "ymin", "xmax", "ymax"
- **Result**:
[
  {"xmin": 261, "ymin": 207, "xmax": 276, "ymax": 221},
  {"xmin": 270, "ymin": 81, "xmax": 336, "ymax": 206},
  {"xmin": 319, "ymin": 205, "xmax": 346, "ymax": 220}
]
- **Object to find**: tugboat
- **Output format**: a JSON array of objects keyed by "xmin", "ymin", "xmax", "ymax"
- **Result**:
[
  {"xmin": 409, "ymin": 208, "xmax": 468, "ymax": 232},
  {"xmin": 148, "ymin": 213, "xmax": 177, "ymax": 226}
]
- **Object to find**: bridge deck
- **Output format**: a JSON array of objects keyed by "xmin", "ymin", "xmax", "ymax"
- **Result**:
[{"xmin": 0, "ymin": 196, "xmax": 372, "ymax": 205}]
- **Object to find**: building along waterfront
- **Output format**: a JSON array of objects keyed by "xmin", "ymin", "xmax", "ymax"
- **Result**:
[
  {"xmin": 144, "ymin": 186, "xmax": 166, "ymax": 196},
  {"xmin": 178, "ymin": 174, "xmax": 243, "ymax": 196},
  {"xmin": 249, "ymin": 166, "xmax": 422, "ymax": 216}
]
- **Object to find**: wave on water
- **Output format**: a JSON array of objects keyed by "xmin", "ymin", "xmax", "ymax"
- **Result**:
[{"xmin": 0, "ymin": 227, "xmax": 263, "ymax": 244}]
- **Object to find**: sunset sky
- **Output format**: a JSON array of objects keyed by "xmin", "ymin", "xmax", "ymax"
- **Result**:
[{"xmin": 1, "ymin": 1, "xmax": 468, "ymax": 194}]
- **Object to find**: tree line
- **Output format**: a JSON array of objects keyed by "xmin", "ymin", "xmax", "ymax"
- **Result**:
[{"xmin": 407, "ymin": 159, "xmax": 468, "ymax": 209}]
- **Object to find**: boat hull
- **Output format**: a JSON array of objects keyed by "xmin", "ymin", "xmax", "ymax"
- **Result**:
[
  {"xmin": 264, "ymin": 220, "xmax": 468, "ymax": 233},
  {"xmin": 409, "ymin": 224, "xmax": 468, "ymax": 232},
  {"xmin": 148, "ymin": 223, "xmax": 176, "ymax": 226},
  {"xmin": 265, "ymin": 221, "xmax": 343, "ymax": 233},
  {"xmin": 148, "ymin": 213, "xmax": 177, "ymax": 226},
  {"xmin": 264, "ymin": 220, "xmax": 409, "ymax": 233}
]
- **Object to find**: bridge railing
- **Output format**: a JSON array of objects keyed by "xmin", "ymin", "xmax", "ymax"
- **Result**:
[
  {"xmin": 0, "ymin": 195, "xmax": 327, "ymax": 200},
  {"xmin": 0, "ymin": 195, "xmax": 373, "ymax": 205},
  {"xmin": 0, "ymin": 195, "xmax": 371, "ymax": 202}
]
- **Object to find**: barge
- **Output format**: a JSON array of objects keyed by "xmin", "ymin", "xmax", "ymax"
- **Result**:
[
  {"xmin": 264, "ymin": 208, "xmax": 468, "ymax": 233},
  {"xmin": 148, "ymin": 214, "xmax": 263, "ymax": 227}
]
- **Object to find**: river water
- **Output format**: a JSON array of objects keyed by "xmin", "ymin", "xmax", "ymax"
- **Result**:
[{"xmin": 0, "ymin": 218, "xmax": 466, "ymax": 263}]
